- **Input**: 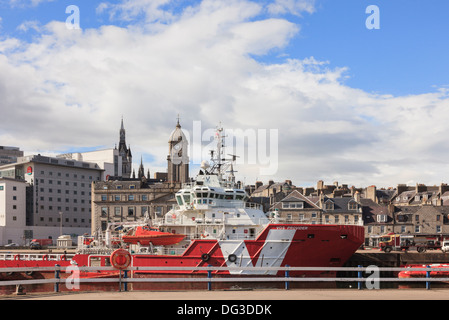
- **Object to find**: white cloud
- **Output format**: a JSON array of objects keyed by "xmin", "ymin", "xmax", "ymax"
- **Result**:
[
  {"xmin": 7, "ymin": 0, "xmax": 55, "ymax": 8},
  {"xmin": 267, "ymin": 0, "xmax": 316, "ymax": 16},
  {"xmin": 1, "ymin": 0, "xmax": 449, "ymax": 188},
  {"xmin": 97, "ymin": 0, "xmax": 176, "ymax": 23},
  {"xmin": 17, "ymin": 20, "xmax": 41, "ymax": 32}
]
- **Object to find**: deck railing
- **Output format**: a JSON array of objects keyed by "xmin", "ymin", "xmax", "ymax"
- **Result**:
[{"xmin": 1, "ymin": 265, "xmax": 449, "ymax": 293}]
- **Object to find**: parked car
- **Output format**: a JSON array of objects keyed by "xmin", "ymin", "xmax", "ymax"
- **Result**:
[
  {"xmin": 441, "ymin": 241, "xmax": 449, "ymax": 253},
  {"xmin": 4, "ymin": 243, "xmax": 18, "ymax": 247},
  {"xmin": 30, "ymin": 242, "xmax": 42, "ymax": 250}
]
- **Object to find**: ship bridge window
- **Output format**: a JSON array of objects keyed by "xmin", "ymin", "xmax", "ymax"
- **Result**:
[
  {"xmin": 176, "ymin": 195, "xmax": 183, "ymax": 206},
  {"xmin": 183, "ymin": 194, "xmax": 191, "ymax": 203},
  {"xmin": 225, "ymin": 195, "xmax": 234, "ymax": 200}
]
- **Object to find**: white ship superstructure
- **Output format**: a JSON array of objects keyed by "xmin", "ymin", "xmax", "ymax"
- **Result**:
[{"xmin": 151, "ymin": 125, "xmax": 270, "ymax": 252}]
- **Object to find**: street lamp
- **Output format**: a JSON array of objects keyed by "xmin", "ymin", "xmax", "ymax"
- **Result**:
[{"xmin": 59, "ymin": 211, "xmax": 63, "ymax": 237}]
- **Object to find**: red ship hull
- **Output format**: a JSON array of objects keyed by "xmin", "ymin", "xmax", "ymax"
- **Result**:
[{"xmin": 0, "ymin": 224, "xmax": 364, "ymax": 293}]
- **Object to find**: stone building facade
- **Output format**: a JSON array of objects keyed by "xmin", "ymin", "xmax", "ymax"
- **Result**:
[{"xmin": 91, "ymin": 179, "xmax": 182, "ymax": 234}]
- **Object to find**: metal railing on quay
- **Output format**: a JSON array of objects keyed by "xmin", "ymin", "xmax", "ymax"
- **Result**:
[{"xmin": 2, "ymin": 266, "xmax": 449, "ymax": 293}]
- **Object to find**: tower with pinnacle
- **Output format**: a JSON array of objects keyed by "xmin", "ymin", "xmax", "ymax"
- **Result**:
[{"xmin": 118, "ymin": 118, "xmax": 133, "ymax": 178}]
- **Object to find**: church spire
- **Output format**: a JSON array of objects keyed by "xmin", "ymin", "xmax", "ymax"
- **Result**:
[
  {"xmin": 118, "ymin": 117, "xmax": 132, "ymax": 178},
  {"xmin": 138, "ymin": 155, "xmax": 145, "ymax": 180}
]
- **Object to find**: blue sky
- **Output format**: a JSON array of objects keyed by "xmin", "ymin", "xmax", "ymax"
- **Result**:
[
  {"xmin": 2, "ymin": 0, "xmax": 448, "ymax": 95},
  {"xmin": 1, "ymin": 0, "xmax": 449, "ymax": 187}
]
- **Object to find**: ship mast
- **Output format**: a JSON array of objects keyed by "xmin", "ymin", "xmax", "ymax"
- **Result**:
[{"xmin": 208, "ymin": 123, "xmax": 237, "ymax": 187}]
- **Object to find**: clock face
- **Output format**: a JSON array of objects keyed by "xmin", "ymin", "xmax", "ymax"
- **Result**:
[{"xmin": 174, "ymin": 144, "xmax": 181, "ymax": 151}]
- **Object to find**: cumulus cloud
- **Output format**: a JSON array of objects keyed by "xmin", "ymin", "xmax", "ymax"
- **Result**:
[
  {"xmin": 0, "ymin": 0, "xmax": 449, "ymax": 187},
  {"xmin": 267, "ymin": 0, "xmax": 316, "ymax": 16},
  {"xmin": 5, "ymin": 0, "xmax": 55, "ymax": 8}
]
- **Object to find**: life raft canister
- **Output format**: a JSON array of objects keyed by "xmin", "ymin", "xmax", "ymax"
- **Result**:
[
  {"xmin": 201, "ymin": 253, "xmax": 211, "ymax": 262},
  {"xmin": 110, "ymin": 249, "xmax": 132, "ymax": 270},
  {"xmin": 228, "ymin": 254, "xmax": 237, "ymax": 263}
]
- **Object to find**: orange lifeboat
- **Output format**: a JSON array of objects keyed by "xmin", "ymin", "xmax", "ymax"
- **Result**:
[
  {"xmin": 122, "ymin": 226, "xmax": 186, "ymax": 246},
  {"xmin": 399, "ymin": 264, "xmax": 449, "ymax": 280}
]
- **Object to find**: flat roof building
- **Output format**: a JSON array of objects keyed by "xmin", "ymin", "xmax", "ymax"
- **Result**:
[
  {"xmin": 0, "ymin": 146, "xmax": 24, "ymax": 165},
  {"xmin": 0, "ymin": 154, "xmax": 103, "ymax": 231}
]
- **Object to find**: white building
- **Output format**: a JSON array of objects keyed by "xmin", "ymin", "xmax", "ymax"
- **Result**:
[
  {"xmin": 0, "ymin": 178, "xmax": 27, "ymax": 244},
  {"xmin": 0, "ymin": 155, "xmax": 103, "ymax": 244},
  {"xmin": 0, "ymin": 176, "xmax": 94, "ymax": 245},
  {"xmin": 57, "ymin": 148, "xmax": 123, "ymax": 180}
]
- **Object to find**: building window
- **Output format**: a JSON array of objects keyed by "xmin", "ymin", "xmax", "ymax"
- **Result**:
[
  {"xmin": 101, "ymin": 207, "xmax": 108, "ymax": 217},
  {"xmin": 325, "ymin": 201, "xmax": 334, "ymax": 210},
  {"xmin": 128, "ymin": 207, "xmax": 135, "ymax": 216},
  {"xmin": 128, "ymin": 195, "xmax": 135, "ymax": 201},
  {"xmin": 415, "ymin": 226, "xmax": 420, "ymax": 233},
  {"xmin": 114, "ymin": 207, "xmax": 121, "ymax": 217},
  {"xmin": 348, "ymin": 201, "xmax": 357, "ymax": 210},
  {"xmin": 437, "ymin": 225, "xmax": 442, "ymax": 233},
  {"xmin": 101, "ymin": 195, "xmax": 107, "ymax": 201},
  {"xmin": 401, "ymin": 226, "xmax": 406, "ymax": 233}
]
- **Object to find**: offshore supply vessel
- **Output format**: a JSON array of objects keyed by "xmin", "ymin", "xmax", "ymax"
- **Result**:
[{"xmin": 0, "ymin": 126, "xmax": 364, "ymax": 292}]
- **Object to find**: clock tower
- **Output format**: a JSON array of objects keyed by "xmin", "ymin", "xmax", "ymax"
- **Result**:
[{"xmin": 167, "ymin": 117, "xmax": 189, "ymax": 183}]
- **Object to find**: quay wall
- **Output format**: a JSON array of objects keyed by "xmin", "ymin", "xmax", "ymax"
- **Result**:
[{"xmin": 345, "ymin": 250, "xmax": 449, "ymax": 268}]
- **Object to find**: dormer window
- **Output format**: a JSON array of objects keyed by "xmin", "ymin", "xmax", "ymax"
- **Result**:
[
  {"xmin": 348, "ymin": 200, "xmax": 357, "ymax": 210},
  {"xmin": 325, "ymin": 200, "xmax": 334, "ymax": 210}
]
